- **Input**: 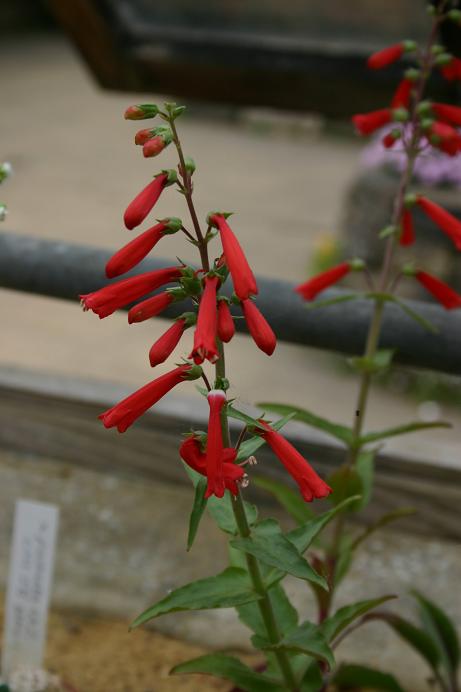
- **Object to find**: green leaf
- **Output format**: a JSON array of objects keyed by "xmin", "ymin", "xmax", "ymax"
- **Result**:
[
  {"xmin": 300, "ymin": 661, "xmax": 323, "ymax": 691},
  {"xmin": 327, "ymin": 465, "xmax": 363, "ymax": 511},
  {"xmin": 391, "ymin": 295, "xmax": 439, "ymax": 334},
  {"xmin": 171, "ymin": 654, "xmax": 284, "ymax": 692},
  {"xmin": 258, "ymin": 403, "xmax": 352, "ymax": 445},
  {"xmin": 305, "ymin": 294, "xmax": 360, "ymax": 311},
  {"xmin": 333, "ymin": 538, "xmax": 353, "ymax": 586},
  {"xmin": 414, "ymin": 591, "xmax": 460, "ymax": 674},
  {"xmin": 360, "ymin": 420, "xmax": 451, "ymax": 445},
  {"xmin": 354, "ymin": 449, "xmax": 375, "ymax": 510},
  {"xmin": 130, "ymin": 567, "xmax": 260, "ymax": 629},
  {"xmin": 227, "ymin": 405, "xmax": 265, "ymax": 429},
  {"xmin": 207, "ymin": 490, "xmax": 258, "ymax": 535},
  {"xmin": 321, "ymin": 596, "xmax": 396, "ymax": 643},
  {"xmin": 349, "ymin": 348, "xmax": 395, "ymax": 375},
  {"xmin": 371, "ymin": 612, "xmax": 441, "ymax": 672},
  {"xmin": 333, "ymin": 664, "xmax": 405, "ymax": 692},
  {"xmin": 231, "ymin": 532, "xmax": 327, "ymax": 589},
  {"xmin": 273, "ymin": 621, "xmax": 335, "ymax": 669},
  {"xmin": 237, "ymin": 583, "xmax": 299, "ymax": 639},
  {"xmin": 351, "ymin": 507, "xmax": 416, "ymax": 550},
  {"xmin": 252, "ymin": 475, "xmax": 315, "ymax": 524},
  {"xmin": 286, "ymin": 496, "xmax": 361, "ymax": 554},
  {"xmin": 236, "ymin": 413, "xmax": 297, "ymax": 462},
  {"xmin": 186, "ymin": 477, "xmax": 207, "ymax": 551}
]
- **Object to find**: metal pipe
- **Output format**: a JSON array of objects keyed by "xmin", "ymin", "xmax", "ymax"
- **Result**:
[{"xmin": 1, "ymin": 231, "xmax": 460, "ymax": 374}]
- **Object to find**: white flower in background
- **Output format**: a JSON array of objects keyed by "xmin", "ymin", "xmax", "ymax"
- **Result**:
[
  {"xmin": 0, "ymin": 161, "xmax": 12, "ymax": 183},
  {"xmin": 0, "ymin": 204, "xmax": 7, "ymax": 221}
]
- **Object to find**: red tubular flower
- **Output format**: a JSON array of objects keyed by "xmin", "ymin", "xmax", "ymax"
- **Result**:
[
  {"xmin": 416, "ymin": 197, "xmax": 461, "ymax": 250},
  {"xmin": 241, "ymin": 299, "xmax": 276, "ymax": 356},
  {"xmin": 99, "ymin": 364, "xmax": 200, "ymax": 432},
  {"xmin": 143, "ymin": 136, "xmax": 168, "ymax": 158},
  {"xmin": 367, "ymin": 42, "xmax": 405, "ymax": 70},
  {"xmin": 205, "ymin": 390, "xmax": 227, "ymax": 498},
  {"xmin": 124, "ymin": 104, "xmax": 159, "ymax": 120},
  {"xmin": 105, "ymin": 221, "xmax": 168, "ymax": 279},
  {"xmin": 180, "ymin": 436, "xmax": 244, "ymax": 496},
  {"xmin": 190, "ymin": 275, "xmax": 219, "ymax": 364},
  {"xmin": 257, "ymin": 421, "xmax": 332, "ymax": 502},
  {"xmin": 124, "ymin": 173, "xmax": 168, "ymax": 230},
  {"xmin": 149, "ymin": 318, "xmax": 186, "ymax": 367},
  {"xmin": 352, "ymin": 109, "xmax": 392, "ymax": 136},
  {"xmin": 135, "ymin": 128, "xmax": 155, "ymax": 145},
  {"xmin": 415, "ymin": 271, "xmax": 461, "ymax": 309},
  {"xmin": 80, "ymin": 266, "xmax": 181, "ymax": 319},
  {"xmin": 400, "ymin": 209, "xmax": 415, "ymax": 246},
  {"xmin": 296, "ymin": 262, "xmax": 351, "ymax": 301},
  {"xmin": 432, "ymin": 103, "xmax": 461, "ymax": 127},
  {"xmin": 441, "ymin": 57, "xmax": 461, "ymax": 81},
  {"xmin": 128, "ymin": 290, "xmax": 174, "ymax": 324},
  {"xmin": 391, "ymin": 79, "xmax": 412, "ymax": 108},
  {"xmin": 217, "ymin": 300, "xmax": 235, "ymax": 343},
  {"xmin": 210, "ymin": 214, "xmax": 258, "ymax": 300}
]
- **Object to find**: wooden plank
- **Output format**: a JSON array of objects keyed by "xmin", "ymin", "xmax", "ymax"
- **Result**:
[{"xmin": 0, "ymin": 367, "xmax": 459, "ymax": 541}]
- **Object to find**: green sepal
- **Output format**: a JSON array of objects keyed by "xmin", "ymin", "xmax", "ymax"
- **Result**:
[
  {"xmin": 333, "ymin": 664, "xmax": 405, "ymax": 692},
  {"xmin": 184, "ymin": 156, "xmax": 196, "ymax": 173},
  {"xmin": 161, "ymin": 168, "xmax": 178, "ymax": 186},
  {"xmin": 171, "ymin": 654, "xmax": 284, "ymax": 691},
  {"xmin": 162, "ymin": 216, "xmax": 182, "ymax": 233},
  {"xmin": 183, "ymin": 364, "xmax": 203, "ymax": 381},
  {"xmin": 435, "ymin": 53, "xmax": 453, "ymax": 67},
  {"xmin": 206, "ymin": 210, "xmax": 234, "ymax": 226},
  {"xmin": 130, "ymin": 567, "xmax": 261, "ymax": 629},
  {"xmin": 235, "ymin": 412, "xmax": 296, "ymax": 462},
  {"xmin": 258, "ymin": 402, "xmax": 353, "ymax": 445},
  {"xmin": 177, "ymin": 311, "xmax": 197, "ymax": 328}
]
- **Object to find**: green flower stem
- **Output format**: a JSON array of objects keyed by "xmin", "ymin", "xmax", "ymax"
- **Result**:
[
  {"xmin": 216, "ymin": 342, "xmax": 299, "ymax": 690},
  {"xmin": 324, "ymin": 11, "xmax": 443, "ymax": 620},
  {"xmin": 171, "ymin": 124, "xmax": 299, "ymax": 690}
]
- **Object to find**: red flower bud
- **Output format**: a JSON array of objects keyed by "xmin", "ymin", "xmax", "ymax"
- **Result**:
[
  {"xmin": 367, "ymin": 42, "xmax": 405, "ymax": 70},
  {"xmin": 128, "ymin": 290, "xmax": 174, "ymax": 324},
  {"xmin": 416, "ymin": 196, "xmax": 461, "ymax": 250},
  {"xmin": 400, "ymin": 209, "xmax": 415, "ymax": 246},
  {"xmin": 105, "ymin": 221, "xmax": 168, "ymax": 279},
  {"xmin": 124, "ymin": 104, "xmax": 159, "ymax": 120},
  {"xmin": 295, "ymin": 262, "xmax": 351, "ymax": 301},
  {"xmin": 415, "ymin": 271, "xmax": 461, "ymax": 309},
  {"xmin": 124, "ymin": 173, "xmax": 168, "ymax": 230},
  {"xmin": 98, "ymin": 364, "xmax": 198, "ymax": 432},
  {"xmin": 179, "ymin": 436, "xmax": 244, "ymax": 496},
  {"xmin": 382, "ymin": 130, "xmax": 401, "ymax": 149},
  {"xmin": 441, "ymin": 57, "xmax": 461, "ymax": 81},
  {"xmin": 391, "ymin": 79, "xmax": 412, "ymax": 109},
  {"xmin": 80, "ymin": 267, "xmax": 182, "ymax": 319},
  {"xmin": 257, "ymin": 421, "xmax": 332, "ymax": 502},
  {"xmin": 352, "ymin": 109, "xmax": 392, "ymax": 136},
  {"xmin": 427, "ymin": 122, "xmax": 461, "ymax": 156},
  {"xmin": 241, "ymin": 299, "xmax": 276, "ymax": 356},
  {"xmin": 210, "ymin": 214, "xmax": 258, "ymax": 300},
  {"xmin": 432, "ymin": 103, "xmax": 461, "ymax": 127},
  {"xmin": 135, "ymin": 128, "xmax": 155, "ymax": 145},
  {"xmin": 143, "ymin": 136, "xmax": 167, "ymax": 158},
  {"xmin": 217, "ymin": 300, "xmax": 235, "ymax": 343},
  {"xmin": 205, "ymin": 390, "xmax": 227, "ymax": 498},
  {"xmin": 149, "ymin": 318, "xmax": 186, "ymax": 367},
  {"xmin": 190, "ymin": 275, "xmax": 219, "ymax": 364}
]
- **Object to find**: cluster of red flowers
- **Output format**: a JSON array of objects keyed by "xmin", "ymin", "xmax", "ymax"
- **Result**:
[
  {"xmin": 81, "ymin": 103, "xmax": 331, "ymax": 502},
  {"xmin": 296, "ymin": 32, "xmax": 461, "ymax": 311}
]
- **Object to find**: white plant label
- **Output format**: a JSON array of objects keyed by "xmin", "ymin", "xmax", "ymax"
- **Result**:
[{"xmin": 2, "ymin": 500, "xmax": 59, "ymax": 678}]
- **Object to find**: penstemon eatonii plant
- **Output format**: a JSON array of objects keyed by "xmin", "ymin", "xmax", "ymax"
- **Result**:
[{"xmin": 80, "ymin": 2, "xmax": 460, "ymax": 691}]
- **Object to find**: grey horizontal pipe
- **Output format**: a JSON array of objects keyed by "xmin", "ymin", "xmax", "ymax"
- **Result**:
[{"xmin": 1, "ymin": 231, "xmax": 461, "ymax": 375}]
